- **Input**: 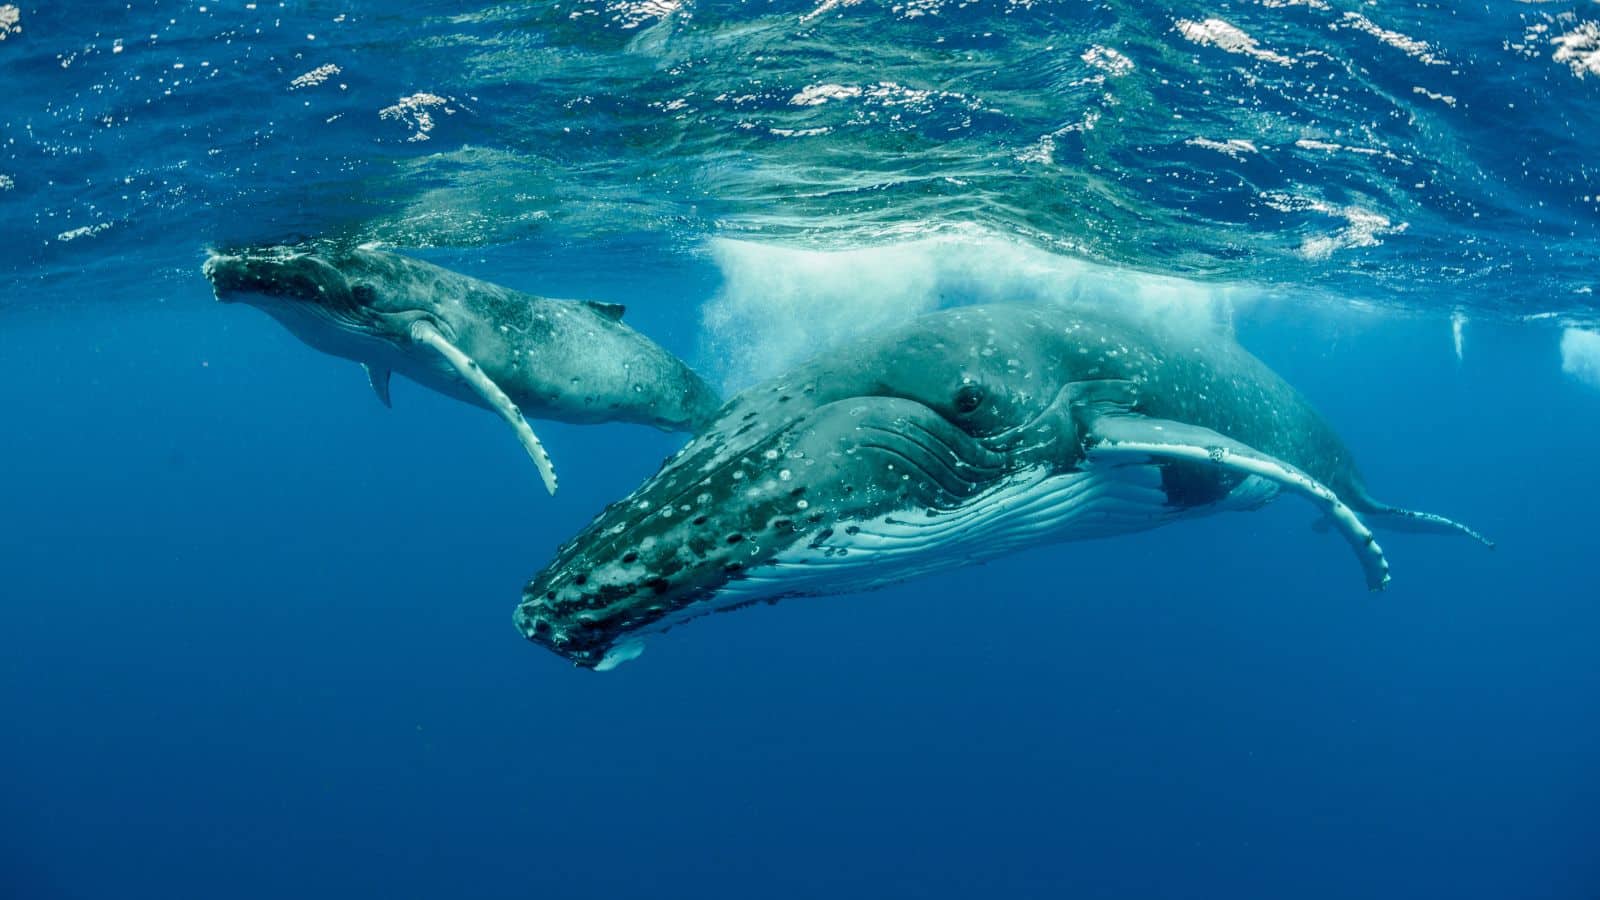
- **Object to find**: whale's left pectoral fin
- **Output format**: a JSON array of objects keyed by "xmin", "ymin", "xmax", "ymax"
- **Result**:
[
  {"xmin": 1077, "ymin": 397, "xmax": 1389, "ymax": 590},
  {"xmin": 364, "ymin": 364, "xmax": 393, "ymax": 408},
  {"xmin": 409, "ymin": 321, "xmax": 559, "ymax": 496}
]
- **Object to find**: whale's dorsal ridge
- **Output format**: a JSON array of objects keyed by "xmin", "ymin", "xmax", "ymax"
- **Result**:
[{"xmin": 582, "ymin": 300, "xmax": 626, "ymax": 321}]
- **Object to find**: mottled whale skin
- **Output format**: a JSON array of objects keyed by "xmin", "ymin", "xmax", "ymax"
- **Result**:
[
  {"xmin": 517, "ymin": 304, "xmax": 1488, "ymax": 669},
  {"xmin": 204, "ymin": 244, "xmax": 720, "ymax": 492}
]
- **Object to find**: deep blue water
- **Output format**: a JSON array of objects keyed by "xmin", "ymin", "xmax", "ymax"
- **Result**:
[
  {"xmin": 6, "ymin": 248, "xmax": 1599, "ymax": 899},
  {"xmin": 5, "ymin": 2, "xmax": 1600, "ymax": 898}
]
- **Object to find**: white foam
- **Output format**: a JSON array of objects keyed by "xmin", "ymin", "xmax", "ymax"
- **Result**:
[
  {"xmin": 799, "ymin": 0, "xmax": 864, "ymax": 23},
  {"xmin": 1560, "ymin": 327, "xmax": 1600, "ymax": 390},
  {"xmin": 1412, "ymin": 86, "xmax": 1457, "ymax": 107},
  {"xmin": 609, "ymin": 0, "xmax": 682, "ymax": 30},
  {"xmin": 700, "ymin": 229, "xmax": 1256, "ymax": 389},
  {"xmin": 1553, "ymin": 22, "xmax": 1600, "ymax": 79},
  {"xmin": 289, "ymin": 63, "xmax": 341, "ymax": 90},
  {"xmin": 1186, "ymin": 137, "xmax": 1258, "ymax": 159},
  {"xmin": 1175, "ymin": 17, "xmax": 1293, "ymax": 67},
  {"xmin": 790, "ymin": 82, "xmax": 864, "ymax": 105},
  {"xmin": 1260, "ymin": 191, "xmax": 1406, "ymax": 261},
  {"xmin": 1081, "ymin": 45, "xmax": 1134, "ymax": 77},
  {"xmin": 790, "ymin": 83, "xmax": 861, "ymax": 106},
  {"xmin": 56, "ymin": 222, "xmax": 112, "ymax": 243},
  {"xmin": 1338, "ymin": 12, "xmax": 1447, "ymax": 66},
  {"xmin": 378, "ymin": 92, "xmax": 454, "ymax": 142}
]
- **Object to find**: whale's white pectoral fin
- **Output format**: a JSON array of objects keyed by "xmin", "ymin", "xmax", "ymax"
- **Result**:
[
  {"xmin": 409, "ymin": 321, "xmax": 559, "ymax": 495},
  {"xmin": 364, "ymin": 364, "xmax": 393, "ymax": 408},
  {"xmin": 1081, "ymin": 411, "xmax": 1390, "ymax": 591}
]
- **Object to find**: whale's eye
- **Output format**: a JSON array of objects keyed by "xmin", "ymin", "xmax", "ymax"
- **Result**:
[
  {"xmin": 954, "ymin": 383, "xmax": 985, "ymax": 414},
  {"xmin": 351, "ymin": 283, "xmax": 376, "ymax": 304}
]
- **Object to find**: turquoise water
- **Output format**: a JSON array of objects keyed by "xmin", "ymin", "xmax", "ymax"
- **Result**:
[{"xmin": 3, "ymin": 3, "xmax": 1599, "ymax": 898}]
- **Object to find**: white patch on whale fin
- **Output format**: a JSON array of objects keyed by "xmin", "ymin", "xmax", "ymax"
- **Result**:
[
  {"xmin": 594, "ymin": 639, "xmax": 646, "ymax": 671},
  {"xmin": 409, "ymin": 321, "xmax": 560, "ymax": 495},
  {"xmin": 1082, "ymin": 412, "xmax": 1391, "ymax": 591},
  {"xmin": 364, "ymin": 364, "xmax": 393, "ymax": 408},
  {"xmin": 582, "ymin": 300, "xmax": 626, "ymax": 321}
]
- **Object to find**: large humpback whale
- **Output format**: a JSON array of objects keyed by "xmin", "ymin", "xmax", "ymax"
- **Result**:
[
  {"xmin": 203, "ymin": 244, "xmax": 720, "ymax": 493},
  {"xmin": 517, "ymin": 304, "xmax": 1490, "ymax": 669}
]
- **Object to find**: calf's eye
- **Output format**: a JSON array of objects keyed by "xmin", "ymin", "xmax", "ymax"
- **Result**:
[{"xmin": 954, "ymin": 384, "xmax": 984, "ymax": 414}]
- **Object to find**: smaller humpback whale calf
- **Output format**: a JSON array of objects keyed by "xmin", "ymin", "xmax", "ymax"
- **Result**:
[
  {"xmin": 516, "ymin": 304, "xmax": 1491, "ymax": 669},
  {"xmin": 203, "ymin": 244, "xmax": 720, "ymax": 493}
]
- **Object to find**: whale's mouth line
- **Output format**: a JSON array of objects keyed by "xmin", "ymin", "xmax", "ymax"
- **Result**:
[
  {"xmin": 203, "ymin": 250, "xmax": 393, "ymax": 337},
  {"xmin": 219, "ymin": 282, "xmax": 376, "ymax": 334}
]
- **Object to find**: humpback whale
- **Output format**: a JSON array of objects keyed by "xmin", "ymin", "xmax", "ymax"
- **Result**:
[
  {"xmin": 516, "ymin": 304, "xmax": 1489, "ymax": 669},
  {"xmin": 203, "ymin": 244, "xmax": 720, "ymax": 493}
]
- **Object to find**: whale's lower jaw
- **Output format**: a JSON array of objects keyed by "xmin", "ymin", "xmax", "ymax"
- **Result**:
[{"xmin": 579, "ymin": 461, "xmax": 1278, "ymax": 668}]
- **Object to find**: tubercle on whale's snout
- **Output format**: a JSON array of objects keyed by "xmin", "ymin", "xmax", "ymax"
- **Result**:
[
  {"xmin": 513, "ymin": 410, "xmax": 834, "ymax": 666},
  {"xmin": 201, "ymin": 253, "xmax": 247, "ymax": 300},
  {"xmin": 514, "ymin": 480, "xmax": 810, "ymax": 667}
]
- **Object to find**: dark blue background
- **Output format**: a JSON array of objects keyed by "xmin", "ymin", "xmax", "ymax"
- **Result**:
[{"xmin": 3, "ymin": 254, "xmax": 1596, "ymax": 899}]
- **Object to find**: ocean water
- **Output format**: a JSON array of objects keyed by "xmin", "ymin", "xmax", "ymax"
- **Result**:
[{"xmin": 3, "ymin": 2, "xmax": 1599, "ymax": 898}]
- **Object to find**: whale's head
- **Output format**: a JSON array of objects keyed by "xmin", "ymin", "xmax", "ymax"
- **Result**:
[
  {"xmin": 517, "ymin": 306, "xmax": 1121, "ymax": 669},
  {"xmin": 203, "ymin": 244, "xmax": 446, "ymax": 355}
]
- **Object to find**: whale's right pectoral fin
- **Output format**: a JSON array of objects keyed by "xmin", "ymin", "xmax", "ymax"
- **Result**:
[
  {"xmin": 1076, "ymin": 396, "xmax": 1389, "ymax": 590},
  {"xmin": 409, "ymin": 321, "xmax": 559, "ymax": 496}
]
